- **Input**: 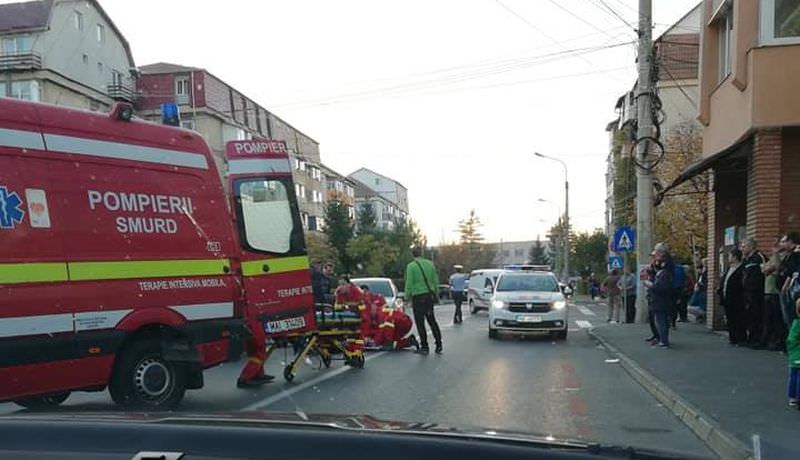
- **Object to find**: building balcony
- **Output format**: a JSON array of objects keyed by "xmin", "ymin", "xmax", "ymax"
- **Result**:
[
  {"xmin": 107, "ymin": 82, "xmax": 138, "ymax": 102},
  {"xmin": 0, "ymin": 52, "xmax": 41, "ymax": 71}
]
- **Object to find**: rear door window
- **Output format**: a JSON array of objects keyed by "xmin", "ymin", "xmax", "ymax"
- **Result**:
[{"xmin": 235, "ymin": 178, "xmax": 304, "ymax": 255}]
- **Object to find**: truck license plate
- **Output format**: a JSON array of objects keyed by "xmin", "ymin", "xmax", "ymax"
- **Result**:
[
  {"xmin": 517, "ymin": 315, "xmax": 542, "ymax": 323},
  {"xmin": 265, "ymin": 316, "xmax": 306, "ymax": 333}
]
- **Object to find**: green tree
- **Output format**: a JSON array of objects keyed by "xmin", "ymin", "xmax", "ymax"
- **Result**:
[
  {"xmin": 458, "ymin": 209, "xmax": 493, "ymax": 269},
  {"xmin": 572, "ymin": 229, "xmax": 609, "ymax": 277},
  {"xmin": 323, "ymin": 200, "xmax": 354, "ymax": 272},
  {"xmin": 528, "ymin": 238, "xmax": 550, "ymax": 265},
  {"xmin": 383, "ymin": 219, "xmax": 427, "ymax": 280},
  {"xmin": 347, "ymin": 234, "xmax": 400, "ymax": 277},
  {"xmin": 305, "ymin": 232, "xmax": 338, "ymax": 265},
  {"xmin": 458, "ymin": 209, "xmax": 484, "ymax": 247},
  {"xmin": 356, "ymin": 202, "xmax": 378, "ymax": 237}
]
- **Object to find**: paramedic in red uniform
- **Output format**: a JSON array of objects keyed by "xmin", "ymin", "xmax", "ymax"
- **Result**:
[
  {"xmin": 237, "ymin": 305, "xmax": 273, "ymax": 388},
  {"xmin": 361, "ymin": 285, "xmax": 419, "ymax": 351}
]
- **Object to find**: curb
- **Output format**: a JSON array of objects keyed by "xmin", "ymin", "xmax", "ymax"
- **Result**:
[{"xmin": 587, "ymin": 327, "xmax": 753, "ymax": 460}]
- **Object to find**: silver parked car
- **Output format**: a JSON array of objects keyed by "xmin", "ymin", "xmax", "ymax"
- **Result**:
[{"xmin": 351, "ymin": 277, "xmax": 404, "ymax": 311}]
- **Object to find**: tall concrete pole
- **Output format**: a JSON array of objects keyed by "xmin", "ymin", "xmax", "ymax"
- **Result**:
[{"xmin": 635, "ymin": 0, "xmax": 654, "ymax": 323}]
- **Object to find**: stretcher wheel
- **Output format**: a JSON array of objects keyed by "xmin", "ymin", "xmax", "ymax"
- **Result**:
[
  {"xmin": 349, "ymin": 354, "xmax": 365, "ymax": 369},
  {"xmin": 283, "ymin": 365, "xmax": 295, "ymax": 382},
  {"xmin": 321, "ymin": 352, "xmax": 332, "ymax": 368}
]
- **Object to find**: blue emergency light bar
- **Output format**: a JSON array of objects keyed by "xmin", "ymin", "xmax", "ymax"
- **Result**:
[{"xmin": 161, "ymin": 102, "xmax": 180, "ymax": 127}]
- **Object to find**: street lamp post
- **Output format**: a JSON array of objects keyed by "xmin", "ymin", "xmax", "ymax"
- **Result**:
[
  {"xmin": 534, "ymin": 152, "xmax": 569, "ymax": 281},
  {"xmin": 537, "ymin": 198, "xmax": 562, "ymax": 274}
]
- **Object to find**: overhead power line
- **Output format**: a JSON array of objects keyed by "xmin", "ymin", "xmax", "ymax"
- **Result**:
[
  {"xmin": 593, "ymin": 0, "xmax": 637, "ymax": 31},
  {"xmin": 544, "ymin": 0, "xmax": 619, "ymax": 40},
  {"xmin": 273, "ymin": 41, "xmax": 634, "ymax": 109}
]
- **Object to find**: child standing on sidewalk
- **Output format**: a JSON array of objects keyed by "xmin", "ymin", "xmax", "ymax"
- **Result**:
[{"xmin": 787, "ymin": 298, "xmax": 800, "ymax": 408}]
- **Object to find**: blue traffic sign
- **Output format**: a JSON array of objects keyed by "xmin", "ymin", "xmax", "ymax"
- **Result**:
[
  {"xmin": 608, "ymin": 256, "xmax": 624, "ymax": 270},
  {"xmin": 612, "ymin": 226, "xmax": 636, "ymax": 252}
]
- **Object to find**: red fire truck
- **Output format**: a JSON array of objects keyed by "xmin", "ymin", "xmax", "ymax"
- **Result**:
[{"xmin": 0, "ymin": 98, "xmax": 314, "ymax": 408}]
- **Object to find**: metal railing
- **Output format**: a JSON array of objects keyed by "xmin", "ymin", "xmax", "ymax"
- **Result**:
[
  {"xmin": 0, "ymin": 52, "xmax": 42, "ymax": 71},
  {"xmin": 107, "ymin": 82, "xmax": 137, "ymax": 102}
]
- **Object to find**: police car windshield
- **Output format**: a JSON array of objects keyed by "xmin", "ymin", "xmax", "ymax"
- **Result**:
[{"xmin": 495, "ymin": 274, "xmax": 559, "ymax": 292}]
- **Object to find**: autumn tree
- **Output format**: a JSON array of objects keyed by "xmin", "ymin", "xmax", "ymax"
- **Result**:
[{"xmin": 654, "ymin": 123, "xmax": 708, "ymax": 265}]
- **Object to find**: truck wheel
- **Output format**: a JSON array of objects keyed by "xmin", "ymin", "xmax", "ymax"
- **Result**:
[
  {"xmin": 488, "ymin": 329, "xmax": 499, "ymax": 340},
  {"xmin": 469, "ymin": 300, "xmax": 478, "ymax": 314},
  {"xmin": 14, "ymin": 392, "xmax": 70, "ymax": 409},
  {"xmin": 110, "ymin": 339, "xmax": 186, "ymax": 409}
]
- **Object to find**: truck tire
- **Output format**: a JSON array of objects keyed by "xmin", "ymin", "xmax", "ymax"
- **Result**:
[
  {"xmin": 109, "ymin": 339, "xmax": 186, "ymax": 410},
  {"xmin": 14, "ymin": 392, "xmax": 70, "ymax": 409}
]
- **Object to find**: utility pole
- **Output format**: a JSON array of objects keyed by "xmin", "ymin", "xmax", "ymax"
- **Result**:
[{"xmin": 635, "ymin": 0, "xmax": 654, "ymax": 323}]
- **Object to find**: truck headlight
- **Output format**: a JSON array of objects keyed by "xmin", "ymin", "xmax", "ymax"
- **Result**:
[
  {"xmin": 492, "ymin": 300, "xmax": 506, "ymax": 309},
  {"xmin": 552, "ymin": 300, "xmax": 566, "ymax": 310}
]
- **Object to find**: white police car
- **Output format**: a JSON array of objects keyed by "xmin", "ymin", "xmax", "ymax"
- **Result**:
[{"xmin": 487, "ymin": 270, "xmax": 568, "ymax": 340}]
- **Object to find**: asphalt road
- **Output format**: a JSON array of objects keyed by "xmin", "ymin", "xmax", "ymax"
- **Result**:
[{"xmin": 0, "ymin": 299, "xmax": 715, "ymax": 458}]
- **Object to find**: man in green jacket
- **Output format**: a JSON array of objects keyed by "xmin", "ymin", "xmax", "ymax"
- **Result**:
[
  {"xmin": 404, "ymin": 247, "xmax": 442, "ymax": 355},
  {"xmin": 787, "ymin": 298, "xmax": 800, "ymax": 408}
]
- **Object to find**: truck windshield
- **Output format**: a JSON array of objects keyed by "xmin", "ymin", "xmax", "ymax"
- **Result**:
[{"xmin": 237, "ymin": 179, "xmax": 295, "ymax": 254}]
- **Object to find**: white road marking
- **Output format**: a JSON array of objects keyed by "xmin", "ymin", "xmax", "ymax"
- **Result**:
[
  {"xmin": 241, "ymin": 351, "xmax": 388, "ymax": 411},
  {"xmin": 575, "ymin": 320, "xmax": 593, "ymax": 329},
  {"xmin": 242, "ymin": 307, "xmax": 459, "ymax": 412},
  {"xmin": 576, "ymin": 305, "xmax": 595, "ymax": 316}
]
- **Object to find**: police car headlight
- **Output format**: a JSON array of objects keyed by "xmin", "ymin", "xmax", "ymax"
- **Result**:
[
  {"xmin": 552, "ymin": 300, "xmax": 566, "ymax": 310},
  {"xmin": 492, "ymin": 300, "xmax": 506, "ymax": 309}
]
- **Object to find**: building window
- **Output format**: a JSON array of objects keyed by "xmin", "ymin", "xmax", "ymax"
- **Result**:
[
  {"xmin": 96, "ymin": 23, "xmax": 105, "ymax": 43},
  {"xmin": 308, "ymin": 215, "xmax": 318, "ymax": 231},
  {"xmin": 347, "ymin": 206, "xmax": 356, "ymax": 220},
  {"xmin": 346, "ymin": 185, "xmax": 354, "ymax": 197},
  {"xmin": 97, "ymin": 62, "xmax": 103, "ymax": 74},
  {"xmin": 9, "ymin": 80, "xmax": 40, "ymax": 102},
  {"xmin": 111, "ymin": 70, "xmax": 123, "ymax": 85},
  {"xmin": 82, "ymin": 54, "xmax": 88, "ymax": 65},
  {"xmin": 1, "ymin": 36, "xmax": 32, "ymax": 54},
  {"xmin": 181, "ymin": 120, "xmax": 196, "ymax": 130},
  {"xmin": 761, "ymin": 0, "xmax": 800, "ymax": 44},
  {"xmin": 716, "ymin": 10, "xmax": 733, "ymax": 82},
  {"xmin": 294, "ymin": 184, "xmax": 306, "ymax": 201},
  {"xmin": 174, "ymin": 75, "xmax": 190, "ymax": 102},
  {"xmin": 73, "ymin": 10, "xmax": 83, "ymax": 30},
  {"xmin": 374, "ymin": 178, "xmax": 380, "ymax": 186}
]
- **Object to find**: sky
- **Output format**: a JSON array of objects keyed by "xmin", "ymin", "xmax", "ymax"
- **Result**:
[{"xmin": 30, "ymin": 0, "xmax": 702, "ymax": 243}]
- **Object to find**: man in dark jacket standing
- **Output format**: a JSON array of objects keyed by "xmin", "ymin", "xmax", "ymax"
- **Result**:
[
  {"xmin": 741, "ymin": 238, "xmax": 767, "ymax": 347},
  {"xmin": 720, "ymin": 249, "xmax": 746, "ymax": 345},
  {"xmin": 645, "ymin": 244, "xmax": 673, "ymax": 348}
]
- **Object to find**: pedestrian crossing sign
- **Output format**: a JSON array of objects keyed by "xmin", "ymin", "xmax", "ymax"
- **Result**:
[
  {"xmin": 612, "ymin": 226, "xmax": 636, "ymax": 253},
  {"xmin": 608, "ymin": 256, "xmax": 623, "ymax": 270}
]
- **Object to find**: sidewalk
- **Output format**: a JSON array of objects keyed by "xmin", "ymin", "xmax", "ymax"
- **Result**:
[{"xmin": 589, "ymin": 321, "xmax": 798, "ymax": 460}]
